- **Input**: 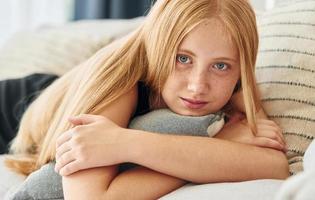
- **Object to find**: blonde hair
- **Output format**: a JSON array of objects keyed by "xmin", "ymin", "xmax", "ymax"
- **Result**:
[{"xmin": 6, "ymin": 0, "xmax": 260, "ymax": 175}]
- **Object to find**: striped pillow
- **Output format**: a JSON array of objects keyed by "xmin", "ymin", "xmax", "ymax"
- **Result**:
[{"xmin": 256, "ymin": 0, "xmax": 315, "ymax": 175}]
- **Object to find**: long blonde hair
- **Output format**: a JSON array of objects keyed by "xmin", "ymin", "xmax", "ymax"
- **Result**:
[{"xmin": 6, "ymin": 0, "xmax": 260, "ymax": 175}]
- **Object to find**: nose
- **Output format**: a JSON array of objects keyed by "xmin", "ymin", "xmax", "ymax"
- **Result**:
[{"xmin": 187, "ymin": 67, "xmax": 209, "ymax": 94}]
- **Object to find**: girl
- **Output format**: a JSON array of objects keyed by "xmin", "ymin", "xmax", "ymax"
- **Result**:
[{"xmin": 6, "ymin": 0, "xmax": 289, "ymax": 199}]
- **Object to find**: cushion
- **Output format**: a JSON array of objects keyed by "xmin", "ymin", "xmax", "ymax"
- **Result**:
[
  {"xmin": 274, "ymin": 140, "xmax": 315, "ymax": 200},
  {"xmin": 255, "ymin": 0, "xmax": 315, "ymax": 175},
  {"xmin": 0, "ymin": 17, "xmax": 144, "ymax": 81},
  {"xmin": 0, "ymin": 155, "xmax": 25, "ymax": 200},
  {"xmin": 7, "ymin": 109, "xmax": 224, "ymax": 199},
  {"xmin": 303, "ymin": 138, "xmax": 315, "ymax": 171},
  {"xmin": 129, "ymin": 109, "xmax": 224, "ymax": 137},
  {"xmin": 161, "ymin": 179, "xmax": 283, "ymax": 200},
  {"xmin": 4, "ymin": 163, "xmax": 62, "ymax": 200}
]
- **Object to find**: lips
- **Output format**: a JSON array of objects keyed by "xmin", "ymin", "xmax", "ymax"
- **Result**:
[{"xmin": 180, "ymin": 97, "xmax": 208, "ymax": 109}]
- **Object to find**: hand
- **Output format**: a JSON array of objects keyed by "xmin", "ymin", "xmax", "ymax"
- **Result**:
[
  {"xmin": 55, "ymin": 114, "xmax": 129, "ymax": 176},
  {"xmin": 216, "ymin": 118, "xmax": 287, "ymax": 152}
]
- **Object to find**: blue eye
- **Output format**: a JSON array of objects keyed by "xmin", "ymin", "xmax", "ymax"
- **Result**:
[
  {"xmin": 176, "ymin": 55, "xmax": 191, "ymax": 64},
  {"xmin": 214, "ymin": 63, "xmax": 228, "ymax": 70}
]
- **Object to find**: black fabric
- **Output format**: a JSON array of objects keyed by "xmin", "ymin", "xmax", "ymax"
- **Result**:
[
  {"xmin": 0, "ymin": 74, "xmax": 150, "ymax": 154},
  {"xmin": 0, "ymin": 74, "xmax": 59, "ymax": 154},
  {"xmin": 134, "ymin": 81, "xmax": 150, "ymax": 116}
]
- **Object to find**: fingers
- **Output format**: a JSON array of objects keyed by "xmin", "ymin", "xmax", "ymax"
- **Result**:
[
  {"xmin": 58, "ymin": 160, "xmax": 82, "ymax": 176},
  {"xmin": 69, "ymin": 114, "xmax": 105, "ymax": 126},
  {"xmin": 55, "ymin": 150, "xmax": 76, "ymax": 175},
  {"xmin": 56, "ymin": 130, "xmax": 73, "ymax": 149},
  {"xmin": 257, "ymin": 119, "xmax": 286, "ymax": 144},
  {"xmin": 56, "ymin": 141, "xmax": 71, "ymax": 160},
  {"xmin": 258, "ymin": 119, "xmax": 285, "ymax": 141},
  {"xmin": 55, "ymin": 128, "xmax": 81, "ymax": 175},
  {"xmin": 255, "ymin": 119, "xmax": 287, "ymax": 152},
  {"xmin": 256, "ymin": 127, "xmax": 284, "ymax": 146},
  {"xmin": 252, "ymin": 137, "xmax": 286, "ymax": 152}
]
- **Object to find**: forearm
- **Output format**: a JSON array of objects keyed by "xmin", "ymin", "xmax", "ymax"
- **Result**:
[
  {"xmin": 106, "ymin": 166, "xmax": 187, "ymax": 200},
  {"xmin": 63, "ymin": 165, "xmax": 186, "ymax": 200},
  {"xmin": 126, "ymin": 130, "xmax": 289, "ymax": 184}
]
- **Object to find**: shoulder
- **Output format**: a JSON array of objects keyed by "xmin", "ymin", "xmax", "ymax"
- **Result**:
[{"xmin": 97, "ymin": 85, "xmax": 138, "ymax": 127}]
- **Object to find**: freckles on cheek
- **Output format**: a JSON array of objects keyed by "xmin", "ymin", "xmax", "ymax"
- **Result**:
[
  {"xmin": 221, "ymin": 83, "xmax": 236, "ymax": 100},
  {"xmin": 168, "ymin": 74, "xmax": 183, "ymax": 89}
]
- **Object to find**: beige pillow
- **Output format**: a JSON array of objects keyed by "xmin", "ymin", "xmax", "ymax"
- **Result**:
[
  {"xmin": 256, "ymin": 1, "xmax": 315, "ymax": 174},
  {"xmin": 0, "ymin": 17, "xmax": 144, "ymax": 80}
]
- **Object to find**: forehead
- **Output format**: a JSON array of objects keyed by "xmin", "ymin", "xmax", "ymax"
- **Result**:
[{"xmin": 178, "ymin": 19, "xmax": 238, "ymax": 61}]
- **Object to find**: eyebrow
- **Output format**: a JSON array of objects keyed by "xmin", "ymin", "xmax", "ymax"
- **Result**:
[
  {"xmin": 213, "ymin": 57, "xmax": 238, "ymax": 63},
  {"xmin": 178, "ymin": 48, "xmax": 238, "ymax": 63}
]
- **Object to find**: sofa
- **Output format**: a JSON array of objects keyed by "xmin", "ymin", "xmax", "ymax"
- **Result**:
[{"xmin": 1, "ymin": 1, "xmax": 315, "ymax": 199}]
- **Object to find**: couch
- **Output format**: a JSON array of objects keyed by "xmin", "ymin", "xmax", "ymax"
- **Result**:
[{"xmin": 1, "ymin": 1, "xmax": 315, "ymax": 199}]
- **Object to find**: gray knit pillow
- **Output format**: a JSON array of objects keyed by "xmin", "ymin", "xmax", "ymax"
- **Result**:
[
  {"xmin": 256, "ymin": 0, "xmax": 315, "ymax": 174},
  {"xmin": 5, "ymin": 163, "xmax": 63, "ymax": 200},
  {"xmin": 7, "ymin": 109, "xmax": 224, "ymax": 199},
  {"xmin": 129, "ymin": 109, "xmax": 224, "ymax": 137}
]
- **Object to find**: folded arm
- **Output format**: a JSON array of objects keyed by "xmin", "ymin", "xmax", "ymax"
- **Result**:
[
  {"xmin": 125, "ymin": 128, "xmax": 289, "ymax": 184},
  {"xmin": 121, "ymin": 91, "xmax": 288, "ymax": 184},
  {"xmin": 63, "ymin": 166, "xmax": 186, "ymax": 200},
  {"xmin": 60, "ymin": 88, "xmax": 289, "ymax": 199},
  {"xmin": 61, "ymin": 86, "xmax": 186, "ymax": 200}
]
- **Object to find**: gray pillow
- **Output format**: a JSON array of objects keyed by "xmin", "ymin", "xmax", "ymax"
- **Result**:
[
  {"xmin": 129, "ymin": 109, "xmax": 224, "ymax": 137},
  {"xmin": 6, "ymin": 163, "xmax": 62, "ymax": 200},
  {"xmin": 8, "ymin": 109, "xmax": 224, "ymax": 200}
]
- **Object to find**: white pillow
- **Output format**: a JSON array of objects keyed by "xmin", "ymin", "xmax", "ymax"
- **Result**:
[
  {"xmin": 0, "ymin": 17, "xmax": 144, "ymax": 80},
  {"xmin": 0, "ymin": 155, "xmax": 25, "ymax": 200}
]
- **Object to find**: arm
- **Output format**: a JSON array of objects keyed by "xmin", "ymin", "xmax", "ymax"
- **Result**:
[
  {"xmin": 61, "ymin": 86, "xmax": 136, "ymax": 199},
  {"xmin": 61, "ymin": 86, "xmax": 186, "ymax": 200},
  {"xmin": 125, "ymin": 128, "xmax": 289, "ymax": 184},
  {"xmin": 106, "ymin": 166, "xmax": 186, "ymax": 199},
  {"xmin": 63, "ymin": 116, "xmax": 288, "ymax": 198},
  {"xmin": 121, "ymin": 91, "xmax": 288, "ymax": 183},
  {"xmin": 59, "ymin": 90, "xmax": 288, "ymax": 198},
  {"xmin": 59, "ymin": 111, "xmax": 288, "ymax": 185},
  {"xmin": 63, "ymin": 165, "xmax": 186, "ymax": 200}
]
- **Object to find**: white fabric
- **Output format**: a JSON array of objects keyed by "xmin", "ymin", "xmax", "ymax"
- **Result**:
[
  {"xmin": 0, "ymin": 156, "xmax": 26, "ymax": 199},
  {"xmin": 303, "ymin": 139, "xmax": 315, "ymax": 171},
  {"xmin": 0, "ymin": 17, "xmax": 144, "ymax": 81},
  {"xmin": 0, "ymin": 0, "xmax": 71, "ymax": 47},
  {"xmin": 161, "ymin": 179, "xmax": 283, "ymax": 200},
  {"xmin": 275, "ymin": 140, "xmax": 315, "ymax": 200}
]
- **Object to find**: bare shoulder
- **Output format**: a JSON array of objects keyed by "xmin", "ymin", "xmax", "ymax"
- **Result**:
[{"xmin": 98, "ymin": 85, "xmax": 138, "ymax": 128}]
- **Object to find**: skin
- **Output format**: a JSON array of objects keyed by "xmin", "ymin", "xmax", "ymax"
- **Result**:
[
  {"xmin": 54, "ymin": 19, "xmax": 289, "ymax": 200},
  {"xmin": 161, "ymin": 19, "xmax": 240, "ymax": 116}
]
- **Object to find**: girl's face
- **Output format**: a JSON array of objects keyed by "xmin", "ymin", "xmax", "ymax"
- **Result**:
[{"xmin": 161, "ymin": 19, "xmax": 240, "ymax": 116}]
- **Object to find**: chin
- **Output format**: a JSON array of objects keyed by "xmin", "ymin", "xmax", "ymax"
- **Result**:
[{"xmin": 177, "ymin": 110, "xmax": 210, "ymax": 117}]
